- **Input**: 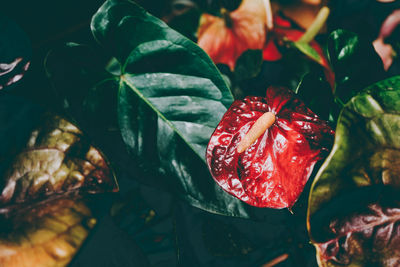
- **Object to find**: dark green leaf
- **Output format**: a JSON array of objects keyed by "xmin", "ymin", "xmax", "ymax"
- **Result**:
[
  {"xmin": 307, "ymin": 76, "xmax": 400, "ymax": 266},
  {"xmin": 276, "ymin": 48, "xmax": 325, "ymax": 92},
  {"xmin": 202, "ymin": 219, "xmax": 254, "ymax": 257},
  {"xmin": 234, "ymin": 49, "xmax": 263, "ymax": 82},
  {"xmin": 292, "ymin": 42, "xmax": 321, "ymax": 64},
  {"xmin": 167, "ymin": 4, "xmax": 201, "ymax": 41},
  {"xmin": 328, "ymin": 29, "xmax": 387, "ymax": 103},
  {"xmin": 295, "ymin": 73, "xmax": 337, "ymax": 122},
  {"xmin": 45, "ymin": 43, "xmax": 118, "ymax": 130},
  {"xmin": 111, "ymin": 185, "xmax": 176, "ymax": 266},
  {"xmin": 46, "ymin": 0, "xmax": 256, "ymax": 218},
  {"xmin": 91, "ymin": 0, "xmax": 233, "ymax": 107}
]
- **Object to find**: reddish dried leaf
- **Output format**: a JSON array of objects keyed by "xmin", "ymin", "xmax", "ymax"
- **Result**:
[
  {"xmin": 315, "ymin": 201, "xmax": 400, "ymax": 267},
  {"xmin": 307, "ymin": 76, "xmax": 400, "ymax": 266}
]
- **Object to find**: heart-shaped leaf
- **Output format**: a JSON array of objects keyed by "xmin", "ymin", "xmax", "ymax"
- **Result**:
[
  {"xmin": 307, "ymin": 75, "xmax": 400, "ymax": 266},
  {"xmin": 46, "ymin": 0, "xmax": 257, "ymax": 218},
  {"xmin": 328, "ymin": 29, "xmax": 387, "ymax": 103},
  {"xmin": 295, "ymin": 73, "xmax": 338, "ymax": 122}
]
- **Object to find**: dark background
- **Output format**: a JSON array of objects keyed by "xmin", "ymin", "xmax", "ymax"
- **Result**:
[{"xmin": 1, "ymin": 0, "xmax": 400, "ymax": 266}]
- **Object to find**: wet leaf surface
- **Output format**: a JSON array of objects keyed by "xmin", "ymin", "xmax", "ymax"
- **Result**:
[
  {"xmin": 295, "ymin": 73, "xmax": 337, "ymax": 122},
  {"xmin": 46, "ymin": 0, "xmax": 259, "ymax": 219},
  {"xmin": 328, "ymin": 29, "xmax": 387, "ymax": 103},
  {"xmin": 308, "ymin": 76, "xmax": 400, "ymax": 266},
  {"xmin": 207, "ymin": 86, "xmax": 334, "ymax": 208}
]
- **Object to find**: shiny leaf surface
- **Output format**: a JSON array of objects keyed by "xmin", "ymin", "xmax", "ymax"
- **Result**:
[
  {"xmin": 46, "ymin": 0, "xmax": 257, "ymax": 218},
  {"xmin": 295, "ymin": 73, "xmax": 337, "ymax": 122},
  {"xmin": 308, "ymin": 76, "xmax": 400, "ymax": 266},
  {"xmin": 207, "ymin": 86, "xmax": 334, "ymax": 208},
  {"xmin": 328, "ymin": 29, "xmax": 387, "ymax": 103}
]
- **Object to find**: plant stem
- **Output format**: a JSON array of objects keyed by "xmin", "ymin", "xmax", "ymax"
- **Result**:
[
  {"xmin": 263, "ymin": 0, "xmax": 274, "ymax": 30},
  {"xmin": 299, "ymin": 6, "xmax": 330, "ymax": 43},
  {"xmin": 262, "ymin": 253, "xmax": 289, "ymax": 267},
  {"xmin": 221, "ymin": 8, "xmax": 233, "ymax": 28}
]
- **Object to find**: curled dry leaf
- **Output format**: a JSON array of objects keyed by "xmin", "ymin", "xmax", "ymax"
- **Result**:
[
  {"xmin": 308, "ymin": 76, "xmax": 400, "ymax": 266},
  {"xmin": 0, "ymin": 57, "xmax": 30, "ymax": 90},
  {"xmin": 206, "ymin": 86, "xmax": 333, "ymax": 208},
  {"xmin": 0, "ymin": 112, "xmax": 117, "ymax": 266},
  {"xmin": 0, "ymin": 16, "xmax": 31, "ymax": 90},
  {"xmin": 315, "ymin": 199, "xmax": 400, "ymax": 266},
  {"xmin": 0, "ymin": 198, "xmax": 96, "ymax": 267},
  {"xmin": 197, "ymin": 0, "xmax": 269, "ymax": 70},
  {"xmin": 0, "ymin": 113, "xmax": 117, "ymax": 212}
]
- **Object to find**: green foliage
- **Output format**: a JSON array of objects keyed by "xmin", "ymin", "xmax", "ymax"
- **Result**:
[
  {"xmin": 328, "ymin": 29, "xmax": 387, "ymax": 103},
  {"xmin": 295, "ymin": 72, "xmax": 336, "ymax": 122},
  {"xmin": 307, "ymin": 76, "xmax": 400, "ymax": 266},
  {"xmin": 234, "ymin": 49, "xmax": 263, "ymax": 81},
  {"xmin": 46, "ymin": 0, "xmax": 257, "ymax": 218}
]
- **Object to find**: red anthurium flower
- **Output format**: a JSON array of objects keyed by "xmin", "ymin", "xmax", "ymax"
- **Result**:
[
  {"xmin": 197, "ymin": 0, "xmax": 271, "ymax": 70},
  {"xmin": 264, "ymin": 15, "xmax": 330, "ymax": 68},
  {"xmin": 263, "ymin": 14, "xmax": 335, "ymax": 88},
  {"xmin": 206, "ymin": 86, "xmax": 334, "ymax": 209}
]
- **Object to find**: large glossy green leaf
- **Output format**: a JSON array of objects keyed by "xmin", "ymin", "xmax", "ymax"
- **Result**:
[
  {"xmin": 91, "ymin": 0, "xmax": 233, "ymax": 107},
  {"xmin": 46, "ymin": 0, "xmax": 257, "ymax": 218},
  {"xmin": 307, "ymin": 76, "xmax": 400, "ymax": 266},
  {"xmin": 328, "ymin": 29, "xmax": 387, "ymax": 104},
  {"xmin": 295, "ymin": 73, "xmax": 336, "ymax": 122}
]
